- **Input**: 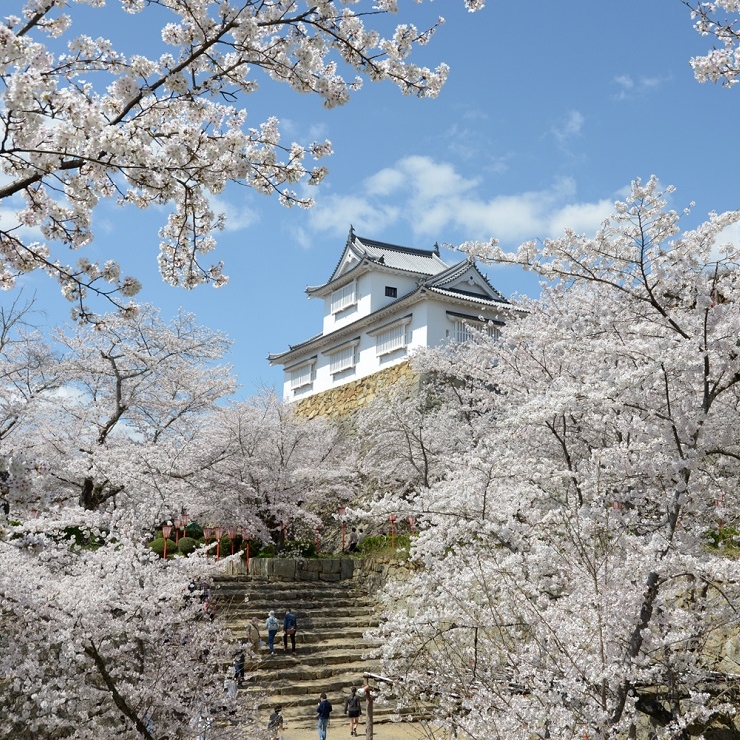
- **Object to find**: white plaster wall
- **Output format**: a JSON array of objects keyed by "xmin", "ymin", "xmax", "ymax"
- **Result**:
[
  {"xmin": 366, "ymin": 272, "xmax": 419, "ymax": 312},
  {"xmin": 425, "ymin": 300, "xmax": 455, "ymax": 346},
  {"xmin": 320, "ymin": 273, "xmax": 373, "ymax": 335},
  {"xmin": 283, "ymin": 297, "xmax": 511, "ymax": 401}
]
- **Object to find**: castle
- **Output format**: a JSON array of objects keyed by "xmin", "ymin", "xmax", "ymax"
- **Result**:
[{"xmin": 268, "ymin": 229, "xmax": 516, "ymax": 415}]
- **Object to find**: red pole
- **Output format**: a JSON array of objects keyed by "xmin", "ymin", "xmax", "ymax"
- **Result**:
[
  {"xmin": 162, "ymin": 525, "xmax": 172, "ymax": 559},
  {"xmin": 338, "ymin": 506, "xmax": 346, "ymax": 551},
  {"xmin": 389, "ymin": 515, "xmax": 397, "ymax": 549},
  {"xmin": 214, "ymin": 526, "xmax": 223, "ymax": 561}
]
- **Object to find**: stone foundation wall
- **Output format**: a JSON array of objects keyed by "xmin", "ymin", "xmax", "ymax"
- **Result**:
[
  {"xmin": 351, "ymin": 556, "xmax": 410, "ymax": 595},
  {"xmin": 245, "ymin": 557, "xmax": 355, "ymax": 582},
  {"xmin": 293, "ymin": 361, "xmax": 419, "ymax": 419}
]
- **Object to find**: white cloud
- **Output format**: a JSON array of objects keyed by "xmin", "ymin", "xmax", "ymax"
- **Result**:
[
  {"xmin": 364, "ymin": 167, "xmax": 406, "ymax": 197},
  {"xmin": 307, "ymin": 156, "xmax": 618, "ymax": 247},
  {"xmin": 613, "ymin": 73, "xmax": 668, "ymax": 100},
  {"xmin": 713, "ymin": 220, "xmax": 740, "ymax": 261},
  {"xmin": 552, "ymin": 110, "xmax": 584, "ymax": 143},
  {"xmin": 209, "ymin": 195, "xmax": 260, "ymax": 232},
  {"xmin": 308, "ymin": 194, "xmax": 401, "ymax": 235}
]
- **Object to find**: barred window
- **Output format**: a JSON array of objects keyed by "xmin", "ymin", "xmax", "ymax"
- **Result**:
[
  {"xmin": 289, "ymin": 363, "xmax": 314, "ymax": 390},
  {"xmin": 453, "ymin": 320, "xmax": 501, "ymax": 343},
  {"xmin": 376, "ymin": 324, "xmax": 407, "ymax": 356},
  {"xmin": 329, "ymin": 345, "xmax": 356, "ymax": 374},
  {"xmin": 330, "ymin": 282, "xmax": 356, "ymax": 313}
]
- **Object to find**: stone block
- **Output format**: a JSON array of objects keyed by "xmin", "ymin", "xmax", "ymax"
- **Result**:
[
  {"xmin": 325, "ymin": 558, "xmax": 341, "ymax": 574},
  {"xmin": 271, "ymin": 559, "xmax": 296, "ymax": 579},
  {"xmin": 296, "ymin": 570, "xmax": 318, "ymax": 581},
  {"xmin": 302, "ymin": 559, "xmax": 321, "ymax": 573},
  {"xmin": 250, "ymin": 559, "xmax": 269, "ymax": 578},
  {"xmin": 319, "ymin": 572, "xmax": 340, "ymax": 581},
  {"xmin": 340, "ymin": 558, "xmax": 354, "ymax": 581}
]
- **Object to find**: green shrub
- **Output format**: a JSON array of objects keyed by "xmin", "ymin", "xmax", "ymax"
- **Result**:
[
  {"xmin": 148, "ymin": 537, "xmax": 177, "ymax": 558},
  {"xmin": 357, "ymin": 535, "xmax": 388, "ymax": 553},
  {"xmin": 219, "ymin": 535, "xmax": 233, "ymax": 555},
  {"xmin": 358, "ymin": 533, "xmax": 410, "ymax": 559},
  {"xmin": 704, "ymin": 527, "xmax": 740, "ymax": 556},
  {"xmin": 185, "ymin": 523, "xmax": 203, "ymax": 539},
  {"xmin": 177, "ymin": 536, "xmax": 198, "ymax": 555},
  {"xmin": 284, "ymin": 539, "xmax": 317, "ymax": 558},
  {"xmin": 56, "ymin": 525, "xmax": 108, "ymax": 550}
]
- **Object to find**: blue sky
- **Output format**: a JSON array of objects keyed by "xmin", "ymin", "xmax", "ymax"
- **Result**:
[{"xmin": 6, "ymin": 1, "xmax": 740, "ymax": 397}]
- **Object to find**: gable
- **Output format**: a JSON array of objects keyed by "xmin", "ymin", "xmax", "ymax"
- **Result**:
[
  {"xmin": 428, "ymin": 261, "xmax": 509, "ymax": 303},
  {"xmin": 445, "ymin": 268, "xmax": 491, "ymax": 297},
  {"xmin": 332, "ymin": 247, "xmax": 361, "ymax": 280}
]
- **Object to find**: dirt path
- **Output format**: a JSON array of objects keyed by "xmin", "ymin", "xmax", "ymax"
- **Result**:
[{"xmin": 279, "ymin": 720, "xmax": 443, "ymax": 740}]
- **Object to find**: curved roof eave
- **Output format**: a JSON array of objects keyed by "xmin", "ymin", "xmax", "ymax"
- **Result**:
[
  {"xmin": 268, "ymin": 287, "xmax": 426, "ymax": 365},
  {"xmin": 268, "ymin": 287, "xmax": 521, "ymax": 366}
]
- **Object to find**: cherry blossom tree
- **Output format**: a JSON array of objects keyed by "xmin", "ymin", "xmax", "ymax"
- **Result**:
[
  {"xmin": 0, "ymin": 0, "xmax": 483, "ymax": 317},
  {"xmin": 369, "ymin": 179, "xmax": 740, "ymax": 739},
  {"xmin": 192, "ymin": 389, "xmax": 356, "ymax": 549},
  {"xmin": 0, "ymin": 294, "xmax": 64, "ymax": 515},
  {"xmin": 14, "ymin": 304, "xmax": 237, "ymax": 514},
  {"xmin": 0, "ymin": 510, "xmax": 253, "ymax": 740},
  {"xmin": 352, "ymin": 375, "xmax": 489, "ymax": 501},
  {"xmin": 684, "ymin": 1, "xmax": 740, "ymax": 87}
]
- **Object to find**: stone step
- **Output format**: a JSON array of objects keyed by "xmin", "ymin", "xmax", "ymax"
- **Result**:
[
  {"xmin": 214, "ymin": 565, "xmax": 386, "ymax": 732},
  {"xmin": 226, "ymin": 615, "xmax": 377, "ymax": 631},
  {"xmin": 220, "ymin": 597, "xmax": 375, "ymax": 609},
  {"xmin": 241, "ymin": 659, "xmax": 376, "ymax": 686},
  {"xmin": 242, "ymin": 646, "xmax": 375, "ymax": 666},
  {"xmin": 257, "ymin": 699, "xmax": 420, "ymax": 730},
  {"xmin": 266, "ymin": 707, "xmax": 409, "ymax": 730},
  {"xmin": 219, "ymin": 599, "xmax": 370, "ymax": 609},
  {"xmin": 213, "ymin": 576, "xmax": 364, "ymax": 593},
  {"xmin": 244, "ymin": 667, "xmax": 381, "ymax": 698},
  {"xmin": 229, "ymin": 620, "xmax": 377, "ymax": 643},
  {"xmin": 223, "ymin": 609, "xmax": 376, "ymax": 624}
]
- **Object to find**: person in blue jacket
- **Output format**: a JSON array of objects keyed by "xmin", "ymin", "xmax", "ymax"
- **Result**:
[
  {"xmin": 283, "ymin": 608, "xmax": 297, "ymax": 654},
  {"xmin": 316, "ymin": 692, "xmax": 332, "ymax": 740},
  {"xmin": 265, "ymin": 610, "xmax": 280, "ymax": 655}
]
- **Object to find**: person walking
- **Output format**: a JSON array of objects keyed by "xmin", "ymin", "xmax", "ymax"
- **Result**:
[
  {"xmin": 344, "ymin": 686, "xmax": 362, "ymax": 736},
  {"xmin": 347, "ymin": 527, "xmax": 359, "ymax": 553},
  {"xmin": 265, "ymin": 610, "xmax": 280, "ymax": 656},
  {"xmin": 222, "ymin": 667, "xmax": 237, "ymax": 714},
  {"xmin": 316, "ymin": 692, "xmax": 332, "ymax": 740},
  {"xmin": 268, "ymin": 705, "xmax": 286, "ymax": 740},
  {"xmin": 283, "ymin": 608, "xmax": 297, "ymax": 654},
  {"xmin": 246, "ymin": 616, "xmax": 261, "ymax": 655},
  {"xmin": 233, "ymin": 650, "xmax": 245, "ymax": 685}
]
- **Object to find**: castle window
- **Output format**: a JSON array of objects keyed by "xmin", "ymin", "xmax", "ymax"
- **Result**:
[
  {"xmin": 385, "ymin": 286, "xmax": 397, "ymax": 298},
  {"xmin": 289, "ymin": 361, "xmax": 315, "ymax": 390},
  {"xmin": 369, "ymin": 315, "xmax": 412, "ymax": 357},
  {"xmin": 376, "ymin": 324, "xmax": 407, "ymax": 356},
  {"xmin": 452, "ymin": 319, "xmax": 501, "ymax": 344},
  {"xmin": 447, "ymin": 311, "xmax": 503, "ymax": 344},
  {"xmin": 331, "ymin": 281, "xmax": 356, "ymax": 314},
  {"xmin": 327, "ymin": 342, "xmax": 358, "ymax": 374}
]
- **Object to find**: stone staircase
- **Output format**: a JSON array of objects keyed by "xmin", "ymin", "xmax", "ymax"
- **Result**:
[{"xmin": 213, "ymin": 572, "xmax": 397, "ymax": 730}]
